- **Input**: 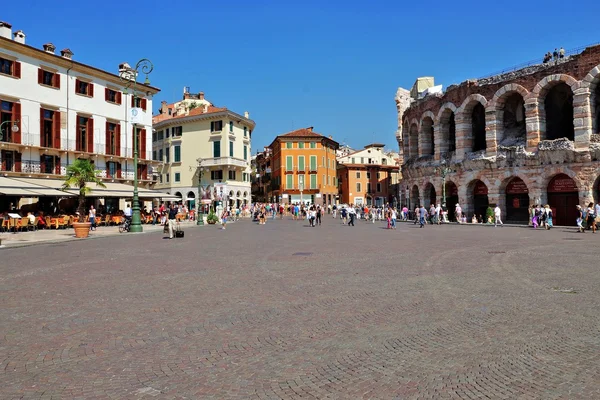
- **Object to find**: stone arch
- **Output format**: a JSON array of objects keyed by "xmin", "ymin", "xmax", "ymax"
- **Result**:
[
  {"xmin": 422, "ymin": 182, "xmax": 437, "ymax": 206},
  {"xmin": 410, "ymin": 184, "xmax": 420, "ymax": 209},
  {"xmin": 499, "ymin": 176, "xmax": 530, "ymax": 224},
  {"xmin": 546, "ymin": 173, "xmax": 580, "ymax": 226},
  {"xmin": 420, "ymin": 111, "xmax": 435, "ymax": 157},
  {"xmin": 437, "ymin": 103, "xmax": 457, "ymax": 156},
  {"xmin": 409, "ymin": 123, "xmax": 419, "ymax": 159},
  {"xmin": 530, "ymin": 74, "xmax": 579, "ymax": 142},
  {"xmin": 457, "ymin": 94, "xmax": 488, "ymax": 153},
  {"xmin": 490, "ymin": 84, "xmax": 529, "ymax": 147},
  {"xmin": 465, "ymin": 179, "xmax": 490, "ymax": 221},
  {"xmin": 581, "ymin": 64, "xmax": 600, "ymax": 134},
  {"xmin": 402, "ymin": 119, "xmax": 410, "ymax": 160}
]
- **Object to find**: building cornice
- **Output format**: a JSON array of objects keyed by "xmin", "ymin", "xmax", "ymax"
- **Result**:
[
  {"xmin": 0, "ymin": 37, "xmax": 160, "ymax": 94},
  {"xmin": 153, "ymin": 110, "xmax": 256, "ymax": 129}
]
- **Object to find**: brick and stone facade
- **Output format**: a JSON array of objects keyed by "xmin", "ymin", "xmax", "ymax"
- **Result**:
[{"xmin": 395, "ymin": 44, "xmax": 600, "ymax": 225}]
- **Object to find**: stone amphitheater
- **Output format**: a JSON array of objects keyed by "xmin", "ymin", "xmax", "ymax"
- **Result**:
[{"xmin": 395, "ymin": 44, "xmax": 600, "ymax": 225}]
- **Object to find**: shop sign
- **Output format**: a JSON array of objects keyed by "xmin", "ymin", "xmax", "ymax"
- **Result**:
[
  {"xmin": 548, "ymin": 176, "xmax": 577, "ymax": 193},
  {"xmin": 506, "ymin": 178, "xmax": 528, "ymax": 194},
  {"xmin": 446, "ymin": 182, "xmax": 458, "ymax": 196},
  {"xmin": 474, "ymin": 181, "xmax": 488, "ymax": 196}
]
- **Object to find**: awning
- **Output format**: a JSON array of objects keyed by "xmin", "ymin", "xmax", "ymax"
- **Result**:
[
  {"xmin": 7, "ymin": 177, "xmax": 180, "ymax": 200},
  {"xmin": 0, "ymin": 177, "xmax": 74, "ymax": 197}
]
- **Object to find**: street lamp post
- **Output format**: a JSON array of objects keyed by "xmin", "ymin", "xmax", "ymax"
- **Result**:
[
  {"xmin": 0, "ymin": 120, "xmax": 19, "ymax": 141},
  {"xmin": 120, "ymin": 59, "xmax": 153, "ymax": 233},
  {"xmin": 435, "ymin": 160, "xmax": 452, "ymax": 210},
  {"xmin": 196, "ymin": 158, "xmax": 205, "ymax": 226}
]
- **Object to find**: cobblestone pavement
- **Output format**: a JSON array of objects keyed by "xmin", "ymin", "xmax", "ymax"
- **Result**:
[{"xmin": 1, "ymin": 216, "xmax": 599, "ymax": 399}]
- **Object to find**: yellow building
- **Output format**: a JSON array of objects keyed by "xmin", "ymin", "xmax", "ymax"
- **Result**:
[
  {"xmin": 152, "ymin": 89, "xmax": 255, "ymax": 209},
  {"xmin": 269, "ymin": 127, "xmax": 339, "ymax": 206}
]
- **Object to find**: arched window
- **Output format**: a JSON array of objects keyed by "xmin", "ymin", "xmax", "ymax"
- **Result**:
[
  {"xmin": 420, "ymin": 117, "xmax": 434, "ymax": 156},
  {"xmin": 409, "ymin": 124, "xmax": 419, "ymax": 158},
  {"xmin": 440, "ymin": 109, "xmax": 456, "ymax": 155},
  {"xmin": 544, "ymin": 82, "xmax": 574, "ymax": 141},
  {"xmin": 499, "ymin": 93, "xmax": 526, "ymax": 146},
  {"xmin": 472, "ymin": 103, "xmax": 486, "ymax": 151}
]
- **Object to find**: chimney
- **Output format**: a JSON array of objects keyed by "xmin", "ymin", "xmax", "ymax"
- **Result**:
[
  {"xmin": 199, "ymin": 92, "xmax": 205, "ymax": 100},
  {"xmin": 0, "ymin": 21, "xmax": 12, "ymax": 39},
  {"xmin": 43, "ymin": 42, "xmax": 56, "ymax": 54},
  {"xmin": 13, "ymin": 30, "xmax": 25, "ymax": 44},
  {"xmin": 307, "ymin": 126, "xmax": 313, "ymax": 132},
  {"xmin": 60, "ymin": 48, "xmax": 73, "ymax": 59},
  {"xmin": 244, "ymin": 111, "xmax": 249, "ymax": 119},
  {"xmin": 160, "ymin": 100, "xmax": 168, "ymax": 115}
]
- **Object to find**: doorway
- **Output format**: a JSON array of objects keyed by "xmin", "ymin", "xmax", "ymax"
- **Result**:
[
  {"xmin": 547, "ymin": 174, "xmax": 578, "ymax": 226},
  {"xmin": 505, "ymin": 177, "xmax": 529, "ymax": 223}
]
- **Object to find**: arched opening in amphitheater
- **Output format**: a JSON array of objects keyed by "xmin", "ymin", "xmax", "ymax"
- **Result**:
[
  {"xmin": 497, "ymin": 92, "xmax": 526, "ymax": 147},
  {"xmin": 471, "ymin": 103, "xmax": 486, "ymax": 152},
  {"xmin": 439, "ymin": 109, "xmax": 456, "ymax": 155},
  {"xmin": 543, "ymin": 82, "xmax": 574, "ymax": 141},
  {"xmin": 420, "ymin": 116, "xmax": 434, "ymax": 157}
]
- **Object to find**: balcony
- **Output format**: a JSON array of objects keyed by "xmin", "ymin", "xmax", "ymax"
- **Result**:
[{"xmin": 202, "ymin": 156, "xmax": 247, "ymax": 168}]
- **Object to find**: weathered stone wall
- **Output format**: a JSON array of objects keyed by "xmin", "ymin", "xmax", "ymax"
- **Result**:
[{"xmin": 395, "ymin": 44, "xmax": 600, "ymax": 221}]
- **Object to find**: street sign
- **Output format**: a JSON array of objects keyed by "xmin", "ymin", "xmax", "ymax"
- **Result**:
[{"xmin": 130, "ymin": 107, "xmax": 144, "ymax": 124}]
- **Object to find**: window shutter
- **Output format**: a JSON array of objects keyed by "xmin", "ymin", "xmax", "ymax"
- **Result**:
[
  {"xmin": 116, "ymin": 124, "xmax": 121, "ymax": 156},
  {"xmin": 141, "ymin": 98, "xmax": 147, "ymax": 111},
  {"xmin": 14, "ymin": 62, "xmax": 21, "ymax": 78},
  {"xmin": 39, "ymin": 108, "xmax": 45, "ymax": 146},
  {"xmin": 13, "ymin": 103, "xmax": 21, "ymax": 144},
  {"xmin": 55, "ymin": 73, "xmax": 61, "ymax": 89},
  {"xmin": 14, "ymin": 152, "xmax": 22, "ymax": 172},
  {"xmin": 117, "ymin": 162, "xmax": 122, "ymax": 179},
  {"xmin": 140, "ymin": 129, "xmax": 147, "ymax": 159},
  {"xmin": 55, "ymin": 156, "xmax": 61, "ymax": 175},
  {"xmin": 105, "ymin": 122, "xmax": 110, "ymax": 154},
  {"xmin": 53, "ymin": 111, "xmax": 61, "ymax": 149},
  {"xmin": 89, "ymin": 83, "xmax": 94, "ymax": 97},
  {"xmin": 210, "ymin": 121, "xmax": 214, "ymax": 132},
  {"xmin": 38, "ymin": 68, "xmax": 43, "ymax": 84},
  {"xmin": 105, "ymin": 88, "xmax": 109, "ymax": 101},
  {"xmin": 87, "ymin": 118, "xmax": 94, "ymax": 153},
  {"xmin": 117, "ymin": 91, "xmax": 122, "ymax": 105},
  {"xmin": 131, "ymin": 95, "xmax": 135, "ymax": 108},
  {"xmin": 75, "ymin": 79, "xmax": 80, "ymax": 92}
]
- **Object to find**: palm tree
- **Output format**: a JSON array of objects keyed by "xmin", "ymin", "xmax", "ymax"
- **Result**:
[{"xmin": 62, "ymin": 159, "xmax": 106, "ymax": 222}]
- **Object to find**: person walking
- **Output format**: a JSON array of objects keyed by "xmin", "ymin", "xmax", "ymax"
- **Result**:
[
  {"xmin": 586, "ymin": 202, "xmax": 596, "ymax": 233},
  {"xmin": 435, "ymin": 203, "xmax": 442, "ymax": 225},
  {"xmin": 168, "ymin": 204, "xmax": 178, "ymax": 239},
  {"xmin": 348, "ymin": 204, "xmax": 356, "ymax": 226},
  {"xmin": 332, "ymin": 204, "xmax": 337, "ymax": 219},
  {"xmin": 390, "ymin": 208, "xmax": 397, "ymax": 230},
  {"xmin": 316, "ymin": 205, "xmax": 322, "ymax": 226},
  {"xmin": 88, "ymin": 205, "xmax": 96, "ymax": 231},
  {"xmin": 576, "ymin": 205, "xmax": 585, "ymax": 233},
  {"xmin": 341, "ymin": 206, "xmax": 348, "ymax": 225},
  {"xmin": 494, "ymin": 205, "xmax": 503, "ymax": 227},
  {"xmin": 419, "ymin": 205, "xmax": 426, "ymax": 228},
  {"xmin": 544, "ymin": 205, "xmax": 553, "ymax": 230}
]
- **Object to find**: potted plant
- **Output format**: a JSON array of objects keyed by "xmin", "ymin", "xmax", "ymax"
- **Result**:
[
  {"xmin": 486, "ymin": 206, "xmax": 495, "ymax": 224},
  {"xmin": 206, "ymin": 209, "xmax": 219, "ymax": 225},
  {"xmin": 62, "ymin": 159, "xmax": 106, "ymax": 238}
]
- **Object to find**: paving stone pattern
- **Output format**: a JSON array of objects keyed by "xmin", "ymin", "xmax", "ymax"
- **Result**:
[{"xmin": 0, "ymin": 218, "xmax": 599, "ymax": 399}]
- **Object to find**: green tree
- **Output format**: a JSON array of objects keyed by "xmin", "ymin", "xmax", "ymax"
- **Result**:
[{"xmin": 62, "ymin": 159, "xmax": 106, "ymax": 222}]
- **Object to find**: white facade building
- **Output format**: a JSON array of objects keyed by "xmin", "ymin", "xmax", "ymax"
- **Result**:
[
  {"xmin": 0, "ymin": 21, "xmax": 160, "ymax": 210},
  {"xmin": 152, "ymin": 88, "xmax": 255, "ymax": 209}
]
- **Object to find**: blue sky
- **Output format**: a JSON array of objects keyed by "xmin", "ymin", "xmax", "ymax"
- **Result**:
[{"xmin": 2, "ymin": 1, "xmax": 598, "ymax": 152}]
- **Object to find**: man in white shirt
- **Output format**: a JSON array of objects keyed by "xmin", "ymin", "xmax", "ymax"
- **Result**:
[
  {"xmin": 124, "ymin": 204, "xmax": 133, "ymax": 222},
  {"xmin": 347, "ymin": 204, "xmax": 356, "ymax": 226},
  {"xmin": 435, "ymin": 204, "xmax": 442, "ymax": 225},
  {"xmin": 494, "ymin": 205, "xmax": 503, "ymax": 227}
]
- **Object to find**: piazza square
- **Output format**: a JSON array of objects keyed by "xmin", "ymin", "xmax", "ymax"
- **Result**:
[{"xmin": 1, "ymin": 217, "xmax": 599, "ymax": 399}]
